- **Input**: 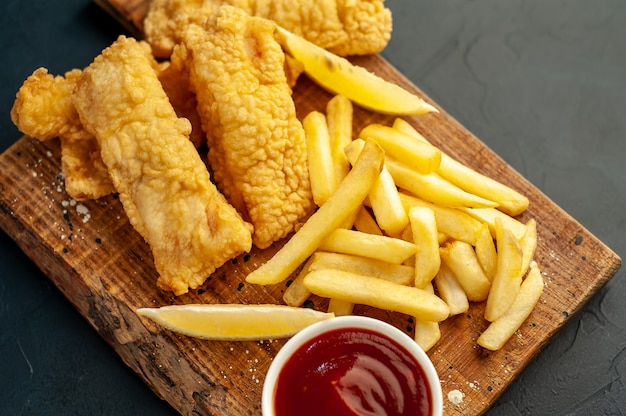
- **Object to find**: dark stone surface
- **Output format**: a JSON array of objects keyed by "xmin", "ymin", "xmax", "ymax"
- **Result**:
[{"xmin": 1, "ymin": 1, "xmax": 624, "ymax": 414}]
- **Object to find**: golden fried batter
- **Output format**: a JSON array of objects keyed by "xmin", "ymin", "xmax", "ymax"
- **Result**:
[
  {"xmin": 144, "ymin": 0, "xmax": 392, "ymax": 59},
  {"xmin": 158, "ymin": 57, "xmax": 206, "ymax": 149},
  {"xmin": 72, "ymin": 35, "xmax": 253, "ymax": 295},
  {"xmin": 179, "ymin": 6, "xmax": 314, "ymax": 249},
  {"xmin": 10, "ymin": 67, "xmax": 115, "ymax": 200}
]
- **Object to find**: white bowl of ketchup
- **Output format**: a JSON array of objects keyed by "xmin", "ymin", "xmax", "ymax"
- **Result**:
[{"xmin": 262, "ymin": 315, "xmax": 443, "ymax": 416}]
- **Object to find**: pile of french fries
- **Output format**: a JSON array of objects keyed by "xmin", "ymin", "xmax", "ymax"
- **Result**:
[{"xmin": 246, "ymin": 94, "xmax": 544, "ymax": 352}]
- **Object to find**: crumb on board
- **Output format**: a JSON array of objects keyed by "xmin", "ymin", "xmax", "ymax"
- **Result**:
[{"xmin": 448, "ymin": 389, "xmax": 464, "ymax": 405}]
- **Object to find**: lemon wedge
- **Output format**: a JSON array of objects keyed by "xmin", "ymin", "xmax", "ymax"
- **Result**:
[
  {"xmin": 275, "ymin": 26, "xmax": 438, "ymax": 116},
  {"xmin": 136, "ymin": 304, "xmax": 335, "ymax": 341}
]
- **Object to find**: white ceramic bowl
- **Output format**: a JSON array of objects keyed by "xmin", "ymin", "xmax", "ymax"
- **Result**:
[{"xmin": 262, "ymin": 315, "xmax": 443, "ymax": 416}]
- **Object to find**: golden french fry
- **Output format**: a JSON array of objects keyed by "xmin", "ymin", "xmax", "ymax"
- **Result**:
[
  {"xmin": 386, "ymin": 157, "xmax": 498, "ymax": 209},
  {"xmin": 303, "ymin": 269, "xmax": 450, "ymax": 322},
  {"xmin": 409, "ymin": 206, "xmax": 440, "ymax": 289},
  {"xmin": 369, "ymin": 168, "xmax": 409, "ymax": 235},
  {"xmin": 353, "ymin": 206, "xmax": 384, "ymax": 236},
  {"xmin": 434, "ymin": 262, "xmax": 469, "ymax": 316},
  {"xmin": 484, "ymin": 218, "xmax": 524, "ymax": 322},
  {"xmin": 326, "ymin": 94, "xmax": 353, "ymax": 183},
  {"xmin": 459, "ymin": 207, "xmax": 527, "ymax": 241},
  {"xmin": 282, "ymin": 257, "xmax": 315, "ymax": 307},
  {"xmin": 399, "ymin": 192, "xmax": 482, "ymax": 246},
  {"xmin": 346, "ymin": 139, "xmax": 409, "ymax": 235},
  {"xmin": 303, "ymin": 110, "xmax": 337, "ymax": 206},
  {"xmin": 440, "ymin": 240, "xmax": 491, "ymax": 302},
  {"xmin": 359, "ymin": 123, "xmax": 441, "ymax": 174},
  {"xmin": 520, "ymin": 218, "xmax": 538, "ymax": 275},
  {"xmin": 392, "ymin": 118, "xmax": 529, "ymax": 216},
  {"xmin": 478, "ymin": 262, "xmax": 544, "ymax": 350},
  {"xmin": 399, "ymin": 226, "xmax": 416, "ymax": 267},
  {"xmin": 327, "ymin": 298, "xmax": 354, "ymax": 316},
  {"xmin": 475, "ymin": 222, "xmax": 497, "ymax": 281},
  {"xmin": 413, "ymin": 282, "xmax": 442, "ymax": 352},
  {"xmin": 308, "ymin": 251, "xmax": 415, "ymax": 286},
  {"xmin": 319, "ymin": 228, "xmax": 416, "ymax": 264},
  {"xmin": 246, "ymin": 139, "xmax": 384, "ymax": 285}
]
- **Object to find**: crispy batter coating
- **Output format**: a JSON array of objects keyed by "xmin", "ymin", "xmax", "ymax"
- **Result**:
[
  {"xmin": 10, "ymin": 67, "xmax": 115, "ymax": 200},
  {"xmin": 158, "ymin": 57, "xmax": 206, "ymax": 149},
  {"xmin": 179, "ymin": 6, "xmax": 314, "ymax": 249},
  {"xmin": 72, "ymin": 35, "xmax": 253, "ymax": 295},
  {"xmin": 144, "ymin": 0, "xmax": 392, "ymax": 59}
]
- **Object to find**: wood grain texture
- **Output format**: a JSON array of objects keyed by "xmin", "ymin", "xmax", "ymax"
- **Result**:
[{"xmin": 0, "ymin": 1, "xmax": 620, "ymax": 415}]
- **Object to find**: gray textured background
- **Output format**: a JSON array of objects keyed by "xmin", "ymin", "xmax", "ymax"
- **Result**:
[{"xmin": 1, "ymin": 1, "xmax": 625, "ymax": 414}]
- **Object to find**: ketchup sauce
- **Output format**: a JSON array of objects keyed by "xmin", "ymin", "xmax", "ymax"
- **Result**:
[{"xmin": 273, "ymin": 327, "xmax": 433, "ymax": 416}]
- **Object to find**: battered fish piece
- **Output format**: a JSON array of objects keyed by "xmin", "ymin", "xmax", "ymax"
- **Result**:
[
  {"xmin": 179, "ymin": 6, "xmax": 314, "ymax": 249},
  {"xmin": 10, "ymin": 68, "xmax": 115, "ymax": 200},
  {"xmin": 158, "ymin": 58, "xmax": 206, "ymax": 149},
  {"xmin": 72, "ymin": 35, "xmax": 253, "ymax": 295},
  {"xmin": 144, "ymin": 0, "xmax": 392, "ymax": 59}
]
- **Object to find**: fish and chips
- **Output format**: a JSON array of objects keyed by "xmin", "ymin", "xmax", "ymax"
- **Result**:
[{"xmin": 10, "ymin": 3, "xmax": 545, "ymax": 352}]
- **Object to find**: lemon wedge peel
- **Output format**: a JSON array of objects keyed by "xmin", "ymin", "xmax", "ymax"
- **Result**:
[
  {"xmin": 275, "ymin": 26, "xmax": 438, "ymax": 116},
  {"xmin": 136, "ymin": 304, "xmax": 335, "ymax": 341}
]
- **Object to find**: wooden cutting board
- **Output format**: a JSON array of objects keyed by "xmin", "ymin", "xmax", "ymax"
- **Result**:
[{"xmin": 1, "ymin": 1, "xmax": 621, "ymax": 415}]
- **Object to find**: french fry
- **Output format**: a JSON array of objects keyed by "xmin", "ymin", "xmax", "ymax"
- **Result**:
[
  {"xmin": 303, "ymin": 269, "xmax": 450, "ymax": 322},
  {"xmin": 399, "ymin": 226, "xmax": 416, "ymax": 267},
  {"xmin": 359, "ymin": 123, "xmax": 441, "ymax": 174},
  {"xmin": 319, "ymin": 228, "xmax": 416, "ymax": 264},
  {"xmin": 320, "ymin": 112, "xmax": 363, "ymax": 310},
  {"xmin": 308, "ymin": 252, "xmax": 414, "ymax": 285},
  {"xmin": 326, "ymin": 94, "xmax": 353, "ymax": 183},
  {"xmin": 413, "ymin": 283, "xmax": 441, "ymax": 352},
  {"xmin": 440, "ymin": 240, "xmax": 491, "ymax": 302},
  {"xmin": 434, "ymin": 262, "xmax": 469, "ymax": 316},
  {"xmin": 282, "ymin": 257, "xmax": 315, "ymax": 307},
  {"xmin": 414, "ymin": 319, "xmax": 441, "ymax": 352},
  {"xmin": 346, "ymin": 139, "xmax": 409, "ymax": 235},
  {"xmin": 520, "ymin": 218, "xmax": 538, "ymax": 275},
  {"xmin": 478, "ymin": 263, "xmax": 544, "ymax": 350},
  {"xmin": 392, "ymin": 118, "xmax": 529, "ymax": 216},
  {"xmin": 484, "ymin": 218, "xmax": 524, "ymax": 322},
  {"xmin": 386, "ymin": 157, "xmax": 498, "ymax": 209},
  {"xmin": 353, "ymin": 206, "xmax": 384, "ymax": 236},
  {"xmin": 327, "ymin": 298, "xmax": 355, "ymax": 316},
  {"xmin": 303, "ymin": 110, "xmax": 337, "ymax": 206},
  {"xmin": 246, "ymin": 139, "xmax": 384, "ymax": 285},
  {"xmin": 399, "ymin": 192, "xmax": 482, "ymax": 246},
  {"xmin": 409, "ymin": 206, "xmax": 440, "ymax": 289},
  {"xmin": 459, "ymin": 206, "xmax": 527, "ymax": 241},
  {"xmin": 475, "ymin": 222, "xmax": 497, "ymax": 281},
  {"xmin": 368, "ymin": 168, "xmax": 409, "ymax": 235}
]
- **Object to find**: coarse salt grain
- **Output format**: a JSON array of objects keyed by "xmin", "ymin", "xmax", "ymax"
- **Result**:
[{"xmin": 76, "ymin": 203, "xmax": 91, "ymax": 223}]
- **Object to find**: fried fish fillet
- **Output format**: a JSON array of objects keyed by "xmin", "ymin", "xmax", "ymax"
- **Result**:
[
  {"xmin": 178, "ymin": 6, "xmax": 314, "ymax": 249},
  {"xmin": 157, "ymin": 56, "xmax": 206, "ymax": 149},
  {"xmin": 144, "ymin": 0, "xmax": 392, "ymax": 59},
  {"xmin": 72, "ymin": 35, "xmax": 253, "ymax": 295},
  {"xmin": 10, "ymin": 68, "xmax": 115, "ymax": 200}
]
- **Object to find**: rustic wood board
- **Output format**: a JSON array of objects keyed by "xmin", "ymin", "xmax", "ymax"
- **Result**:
[{"xmin": 1, "ymin": 1, "xmax": 621, "ymax": 415}]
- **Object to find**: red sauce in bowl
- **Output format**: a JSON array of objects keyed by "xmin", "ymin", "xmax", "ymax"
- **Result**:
[{"xmin": 273, "ymin": 327, "xmax": 433, "ymax": 416}]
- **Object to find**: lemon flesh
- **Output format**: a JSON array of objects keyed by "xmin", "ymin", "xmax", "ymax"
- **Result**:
[
  {"xmin": 137, "ymin": 304, "xmax": 334, "ymax": 341},
  {"xmin": 275, "ymin": 26, "xmax": 437, "ymax": 116}
]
